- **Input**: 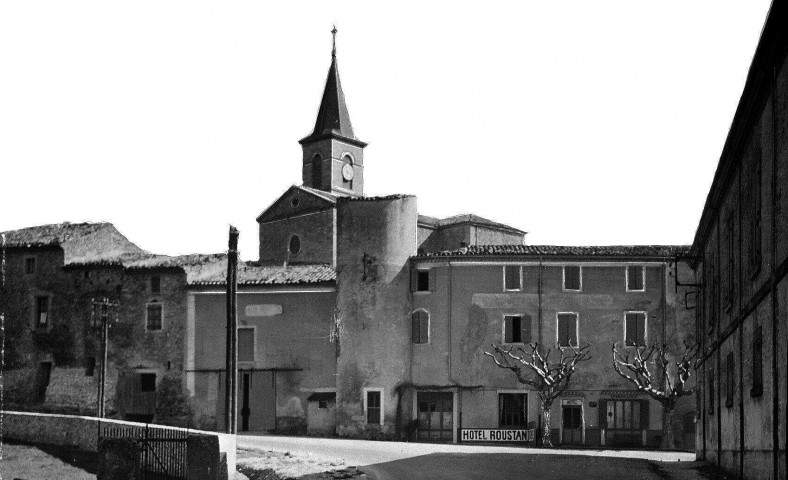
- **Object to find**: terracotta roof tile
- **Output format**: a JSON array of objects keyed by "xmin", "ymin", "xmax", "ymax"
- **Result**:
[{"xmin": 418, "ymin": 244, "xmax": 690, "ymax": 258}]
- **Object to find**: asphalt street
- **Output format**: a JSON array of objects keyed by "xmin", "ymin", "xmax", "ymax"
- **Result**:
[{"xmin": 237, "ymin": 434, "xmax": 701, "ymax": 480}]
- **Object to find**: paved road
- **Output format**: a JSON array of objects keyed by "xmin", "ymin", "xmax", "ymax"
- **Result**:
[{"xmin": 237, "ymin": 434, "xmax": 699, "ymax": 480}]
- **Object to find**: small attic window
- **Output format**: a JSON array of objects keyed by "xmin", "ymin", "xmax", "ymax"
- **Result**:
[
  {"xmin": 291, "ymin": 197, "xmax": 300, "ymax": 208},
  {"xmin": 289, "ymin": 235, "xmax": 301, "ymax": 255}
]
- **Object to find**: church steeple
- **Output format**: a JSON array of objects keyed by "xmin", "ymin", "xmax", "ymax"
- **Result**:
[{"xmin": 300, "ymin": 27, "xmax": 366, "ymax": 197}]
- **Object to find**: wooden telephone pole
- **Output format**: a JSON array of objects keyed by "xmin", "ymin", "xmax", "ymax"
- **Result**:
[
  {"xmin": 91, "ymin": 297, "xmax": 118, "ymax": 418},
  {"xmin": 225, "ymin": 226, "xmax": 239, "ymax": 434}
]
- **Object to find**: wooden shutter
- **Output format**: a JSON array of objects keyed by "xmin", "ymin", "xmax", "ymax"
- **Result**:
[
  {"xmin": 521, "ymin": 315, "xmax": 532, "ymax": 344},
  {"xmin": 419, "ymin": 312, "xmax": 429, "ymax": 343},
  {"xmin": 410, "ymin": 267, "xmax": 417, "ymax": 292},
  {"xmin": 558, "ymin": 315, "xmax": 567, "ymax": 346},
  {"xmin": 412, "ymin": 313, "xmax": 420, "ymax": 343},
  {"xmin": 636, "ymin": 314, "xmax": 645, "ymax": 346},
  {"xmin": 640, "ymin": 400, "xmax": 650, "ymax": 429},
  {"xmin": 598, "ymin": 400, "xmax": 607, "ymax": 428},
  {"xmin": 504, "ymin": 316, "xmax": 513, "ymax": 343}
]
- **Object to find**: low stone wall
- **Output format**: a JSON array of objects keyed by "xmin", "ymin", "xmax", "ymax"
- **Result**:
[{"xmin": 0, "ymin": 410, "xmax": 236, "ymax": 478}]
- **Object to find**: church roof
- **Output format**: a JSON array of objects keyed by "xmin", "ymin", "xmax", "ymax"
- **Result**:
[
  {"xmin": 418, "ymin": 214, "xmax": 526, "ymax": 234},
  {"xmin": 299, "ymin": 39, "xmax": 366, "ymax": 148}
]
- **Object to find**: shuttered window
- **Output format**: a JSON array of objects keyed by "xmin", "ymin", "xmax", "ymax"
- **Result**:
[
  {"xmin": 412, "ymin": 310, "xmax": 429, "ymax": 344},
  {"xmin": 238, "ymin": 327, "xmax": 255, "ymax": 362},
  {"xmin": 626, "ymin": 266, "xmax": 644, "ymax": 291},
  {"xmin": 504, "ymin": 266, "xmax": 521, "ymax": 291},
  {"xmin": 625, "ymin": 312, "xmax": 646, "ymax": 346},
  {"xmin": 563, "ymin": 266, "xmax": 581, "ymax": 291},
  {"xmin": 557, "ymin": 313, "xmax": 578, "ymax": 347},
  {"xmin": 751, "ymin": 326, "xmax": 763, "ymax": 397},
  {"xmin": 725, "ymin": 352, "xmax": 735, "ymax": 408},
  {"xmin": 366, "ymin": 390, "xmax": 382, "ymax": 424},
  {"xmin": 499, "ymin": 393, "xmax": 527, "ymax": 427},
  {"xmin": 35, "ymin": 296, "xmax": 49, "ymax": 327},
  {"xmin": 146, "ymin": 303, "xmax": 162, "ymax": 331},
  {"xmin": 504, "ymin": 315, "xmax": 530, "ymax": 344}
]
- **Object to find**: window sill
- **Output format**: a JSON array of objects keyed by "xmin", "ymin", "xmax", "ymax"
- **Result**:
[
  {"xmin": 503, "ymin": 288, "xmax": 523, "ymax": 293},
  {"xmin": 625, "ymin": 289, "xmax": 645, "ymax": 293},
  {"xmin": 413, "ymin": 290, "xmax": 431, "ymax": 295},
  {"xmin": 562, "ymin": 289, "xmax": 582, "ymax": 293}
]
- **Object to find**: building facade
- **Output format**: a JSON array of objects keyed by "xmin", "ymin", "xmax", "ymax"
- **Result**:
[
  {"xmin": 690, "ymin": 3, "xmax": 788, "ymax": 479},
  {"xmin": 182, "ymin": 39, "xmax": 696, "ymax": 449}
]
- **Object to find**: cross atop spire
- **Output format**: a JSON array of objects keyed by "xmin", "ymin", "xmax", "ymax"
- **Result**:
[{"xmin": 331, "ymin": 25, "xmax": 337, "ymax": 58}]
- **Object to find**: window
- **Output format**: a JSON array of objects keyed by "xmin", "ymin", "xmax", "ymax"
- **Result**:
[
  {"xmin": 365, "ymin": 389, "xmax": 383, "ymax": 425},
  {"xmin": 318, "ymin": 400, "xmax": 328, "ymax": 409},
  {"xmin": 35, "ymin": 296, "xmax": 49, "ymax": 327},
  {"xmin": 725, "ymin": 352, "xmax": 735, "ymax": 408},
  {"xmin": 499, "ymin": 393, "xmax": 527, "ymax": 427},
  {"xmin": 725, "ymin": 213, "xmax": 735, "ymax": 309},
  {"xmin": 85, "ymin": 356, "xmax": 96, "ymax": 377},
  {"xmin": 289, "ymin": 235, "xmax": 301, "ymax": 255},
  {"xmin": 563, "ymin": 266, "xmax": 581, "ymax": 291},
  {"xmin": 24, "ymin": 256, "xmax": 36, "ymax": 275},
  {"xmin": 503, "ymin": 315, "xmax": 530, "ymax": 344},
  {"xmin": 606, "ymin": 400, "xmax": 644, "ymax": 430},
  {"xmin": 150, "ymin": 276, "xmax": 161, "ymax": 294},
  {"xmin": 411, "ymin": 310, "xmax": 429, "ymax": 344},
  {"xmin": 311, "ymin": 155, "xmax": 322, "ymax": 188},
  {"xmin": 146, "ymin": 302, "xmax": 162, "ymax": 331},
  {"xmin": 626, "ymin": 266, "xmax": 644, "ymax": 292},
  {"xmin": 708, "ymin": 369, "xmax": 715, "ymax": 415},
  {"xmin": 624, "ymin": 312, "xmax": 647, "ymax": 347},
  {"xmin": 751, "ymin": 326, "xmax": 763, "ymax": 397},
  {"xmin": 416, "ymin": 270, "xmax": 430, "ymax": 292},
  {"xmin": 140, "ymin": 373, "xmax": 157, "ymax": 393},
  {"xmin": 748, "ymin": 138, "xmax": 762, "ymax": 277},
  {"xmin": 238, "ymin": 327, "xmax": 255, "ymax": 362},
  {"xmin": 557, "ymin": 313, "xmax": 578, "ymax": 347},
  {"xmin": 707, "ymin": 255, "xmax": 716, "ymax": 334},
  {"xmin": 504, "ymin": 266, "xmax": 521, "ymax": 291}
]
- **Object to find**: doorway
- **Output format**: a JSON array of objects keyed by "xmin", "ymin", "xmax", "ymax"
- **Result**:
[
  {"xmin": 217, "ymin": 370, "xmax": 276, "ymax": 432},
  {"xmin": 416, "ymin": 392, "xmax": 454, "ymax": 442},
  {"xmin": 561, "ymin": 404, "xmax": 583, "ymax": 445}
]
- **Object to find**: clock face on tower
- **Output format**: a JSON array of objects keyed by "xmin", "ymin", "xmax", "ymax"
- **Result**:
[{"xmin": 342, "ymin": 163, "xmax": 355, "ymax": 181}]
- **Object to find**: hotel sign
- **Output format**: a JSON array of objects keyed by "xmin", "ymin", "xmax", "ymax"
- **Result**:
[{"xmin": 460, "ymin": 429, "xmax": 535, "ymax": 443}]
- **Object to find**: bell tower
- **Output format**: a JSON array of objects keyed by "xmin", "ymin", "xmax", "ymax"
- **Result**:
[{"xmin": 299, "ymin": 27, "xmax": 366, "ymax": 197}]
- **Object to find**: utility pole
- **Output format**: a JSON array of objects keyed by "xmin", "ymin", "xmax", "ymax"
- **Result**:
[
  {"xmin": 91, "ymin": 297, "xmax": 118, "ymax": 418},
  {"xmin": 225, "ymin": 226, "xmax": 239, "ymax": 434}
]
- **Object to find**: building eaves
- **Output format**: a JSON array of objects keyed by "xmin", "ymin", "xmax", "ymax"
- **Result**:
[
  {"xmin": 416, "ymin": 244, "xmax": 691, "ymax": 260},
  {"xmin": 188, "ymin": 263, "xmax": 336, "ymax": 286}
]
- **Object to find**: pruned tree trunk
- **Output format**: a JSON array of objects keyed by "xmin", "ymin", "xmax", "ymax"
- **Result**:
[
  {"xmin": 542, "ymin": 401, "xmax": 553, "ymax": 447},
  {"xmin": 661, "ymin": 407, "xmax": 676, "ymax": 450}
]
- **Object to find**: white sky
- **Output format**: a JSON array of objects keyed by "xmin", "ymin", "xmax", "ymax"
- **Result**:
[{"xmin": 0, "ymin": 1, "xmax": 773, "ymax": 258}]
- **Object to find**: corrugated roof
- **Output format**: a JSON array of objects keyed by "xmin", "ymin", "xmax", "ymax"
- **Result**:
[
  {"xmin": 1, "ymin": 222, "xmax": 145, "ymax": 265},
  {"xmin": 189, "ymin": 262, "xmax": 336, "ymax": 286},
  {"xmin": 418, "ymin": 244, "xmax": 690, "ymax": 258}
]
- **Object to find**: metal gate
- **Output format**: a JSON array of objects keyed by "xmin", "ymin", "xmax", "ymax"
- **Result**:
[{"xmin": 100, "ymin": 424, "xmax": 188, "ymax": 479}]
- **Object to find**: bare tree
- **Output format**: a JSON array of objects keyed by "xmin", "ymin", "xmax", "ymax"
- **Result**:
[
  {"xmin": 612, "ymin": 343, "xmax": 697, "ymax": 450},
  {"xmin": 485, "ymin": 342, "xmax": 591, "ymax": 447}
]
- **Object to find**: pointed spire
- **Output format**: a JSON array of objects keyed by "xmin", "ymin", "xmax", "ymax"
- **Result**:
[{"xmin": 299, "ymin": 26, "xmax": 366, "ymax": 147}]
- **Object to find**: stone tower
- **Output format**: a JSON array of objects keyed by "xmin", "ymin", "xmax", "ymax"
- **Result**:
[{"xmin": 299, "ymin": 28, "xmax": 366, "ymax": 197}]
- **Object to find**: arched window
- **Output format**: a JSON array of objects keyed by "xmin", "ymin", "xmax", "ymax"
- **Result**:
[
  {"xmin": 411, "ymin": 310, "xmax": 429, "ymax": 344},
  {"xmin": 289, "ymin": 235, "xmax": 301, "ymax": 255}
]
